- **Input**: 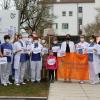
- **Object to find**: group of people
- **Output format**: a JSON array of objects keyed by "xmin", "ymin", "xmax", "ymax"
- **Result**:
[{"xmin": 0, "ymin": 33, "xmax": 100, "ymax": 86}]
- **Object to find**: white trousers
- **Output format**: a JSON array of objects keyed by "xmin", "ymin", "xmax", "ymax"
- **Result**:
[
  {"xmin": 31, "ymin": 61, "xmax": 42, "ymax": 82},
  {"xmin": 25, "ymin": 60, "xmax": 31, "ymax": 80},
  {"xmin": 14, "ymin": 62, "xmax": 26, "ymax": 84},
  {"xmin": 89, "ymin": 61, "xmax": 99, "ymax": 82},
  {"xmin": 0, "ymin": 63, "xmax": 11, "ymax": 84}
]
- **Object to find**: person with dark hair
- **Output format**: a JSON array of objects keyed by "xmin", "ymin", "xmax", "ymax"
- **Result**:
[
  {"xmin": 25, "ymin": 35, "xmax": 33, "ymax": 81},
  {"xmin": 0, "ymin": 35, "xmax": 13, "ymax": 86},
  {"xmin": 13, "ymin": 34, "xmax": 27, "ymax": 86},
  {"xmin": 41, "ymin": 36, "xmax": 49, "ymax": 80},
  {"xmin": 60, "ymin": 34, "xmax": 75, "ymax": 82},
  {"xmin": 51, "ymin": 36, "xmax": 60, "ymax": 80},
  {"xmin": 97, "ymin": 41, "xmax": 100, "ymax": 80},
  {"xmin": 46, "ymin": 50, "xmax": 57, "ymax": 82},
  {"xmin": 30, "ymin": 36, "xmax": 43, "ymax": 83},
  {"xmin": 92, "ymin": 40, "xmax": 100, "ymax": 84},
  {"xmin": 87, "ymin": 35, "xmax": 99, "ymax": 84},
  {"xmin": 61, "ymin": 34, "xmax": 75, "ymax": 54}
]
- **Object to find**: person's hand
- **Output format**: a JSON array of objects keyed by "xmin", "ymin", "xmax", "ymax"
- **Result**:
[
  {"xmin": 93, "ymin": 49, "xmax": 97, "ymax": 53},
  {"xmin": 0, "ymin": 54, "xmax": 3, "ymax": 57}
]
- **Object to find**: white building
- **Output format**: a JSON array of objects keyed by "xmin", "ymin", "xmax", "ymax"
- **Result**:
[{"xmin": 49, "ymin": 0, "xmax": 100, "ymax": 36}]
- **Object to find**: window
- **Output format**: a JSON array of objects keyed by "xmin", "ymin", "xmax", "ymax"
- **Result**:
[
  {"xmin": 62, "ymin": 23, "xmax": 69, "ymax": 29},
  {"xmin": 62, "ymin": 11, "xmax": 66, "ymax": 16},
  {"xmin": 78, "ymin": 7, "xmax": 83, "ymax": 13},
  {"xmin": 53, "ymin": 23, "xmax": 58, "ymax": 29},
  {"xmin": 79, "ymin": 18, "xmax": 82, "ymax": 25},
  {"xmin": 69, "ymin": 11, "xmax": 73, "ymax": 16}
]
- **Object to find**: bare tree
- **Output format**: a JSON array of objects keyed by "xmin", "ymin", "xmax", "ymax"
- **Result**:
[
  {"xmin": 84, "ymin": 8, "xmax": 100, "ymax": 36},
  {"xmin": 14, "ymin": 0, "xmax": 53, "ymax": 35}
]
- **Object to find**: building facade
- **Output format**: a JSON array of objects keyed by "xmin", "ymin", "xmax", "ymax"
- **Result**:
[{"xmin": 49, "ymin": 0, "xmax": 100, "ymax": 36}]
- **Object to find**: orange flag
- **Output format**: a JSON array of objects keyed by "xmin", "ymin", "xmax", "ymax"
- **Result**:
[{"xmin": 57, "ymin": 53, "xmax": 89, "ymax": 80}]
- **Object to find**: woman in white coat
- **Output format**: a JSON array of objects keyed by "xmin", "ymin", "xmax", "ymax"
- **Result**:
[
  {"xmin": 87, "ymin": 35, "xmax": 99, "ymax": 84},
  {"xmin": 60, "ymin": 34, "xmax": 75, "ymax": 54},
  {"xmin": 13, "ymin": 34, "xmax": 27, "ymax": 86},
  {"xmin": 92, "ymin": 41, "xmax": 100, "ymax": 84},
  {"xmin": 60, "ymin": 34, "xmax": 75, "ymax": 82},
  {"xmin": 76, "ymin": 35, "xmax": 89, "ymax": 84}
]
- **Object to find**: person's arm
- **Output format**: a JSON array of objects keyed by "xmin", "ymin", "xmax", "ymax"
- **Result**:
[
  {"xmin": 55, "ymin": 57, "xmax": 58, "ymax": 69},
  {"xmin": 0, "ymin": 51, "xmax": 3, "ymax": 57},
  {"xmin": 13, "ymin": 43, "xmax": 22, "ymax": 55},
  {"xmin": 0, "ymin": 44, "xmax": 3, "ymax": 57},
  {"xmin": 45, "ymin": 57, "xmax": 48, "ymax": 70}
]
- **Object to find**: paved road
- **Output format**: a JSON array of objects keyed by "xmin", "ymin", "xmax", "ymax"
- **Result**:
[{"xmin": 48, "ymin": 81, "xmax": 100, "ymax": 100}]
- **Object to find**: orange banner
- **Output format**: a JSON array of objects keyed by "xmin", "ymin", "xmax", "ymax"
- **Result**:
[{"xmin": 57, "ymin": 53, "xmax": 89, "ymax": 80}]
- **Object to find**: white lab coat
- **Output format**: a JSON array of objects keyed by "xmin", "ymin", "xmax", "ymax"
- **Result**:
[
  {"xmin": 13, "ymin": 41, "xmax": 21, "ymax": 69},
  {"xmin": 30, "ymin": 43, "xmax": 43, "ymax": 54},
  {"xmin": 93, "ymin": 44, "xmax": 100, "ymax": 74},
  {"xmin": 76, "ymin": 42, "xmax": 89, "ymax": 54},
  {"xmin": 60, "ymin": 41, "xmax": 75, "ymax": 53},
  {"xmin": 13, "ymin": 40, "xmax": 26, "ymax": 69},
  {"xmin": 30, "ymin": 42, "xmax": 43, "ymax": 82}
]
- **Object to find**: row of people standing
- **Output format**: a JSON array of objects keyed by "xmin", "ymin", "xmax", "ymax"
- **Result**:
[
  {"xmin": 0, "ymin": 33, "xmax": 100, "ymax": 86},
  {"xmin": 0, "ymin": 34, "xmax": 44, "ymax": 86},
  {"xmin": 59, "ymin": 34, "xmax": 100, "ymax": 84}
]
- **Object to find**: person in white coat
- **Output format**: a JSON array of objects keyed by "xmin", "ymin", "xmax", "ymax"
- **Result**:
[
  {"xmin": 25, "ymin": 35, "xmax": 33, "ymax": 81},
  {"xmin": 0, "ymin": 35, "xmax": 13, "ymax": 86},
  {"xmin": 76, "ymin": 35, "xmax": 89, "ymax": 84},
  {"xmin": 60, "ymin": 34, "xmax": 75, "ymax": 82},
  {"xmin": 30, "ymin": 37, "xmax": 43, "ymax": 83},
  {"xmin": 87, "ymin": 35, "xmax": 99, "ymax": 84},
  {"xmin": 61, "ymin": 34, "xmax": 75, "ymax": 54},
  {"xmin": 13, "ymin": 34, "xmax": 27, "ymax": 86},
  {"xmin": 92, "ymin": 41, "xmax": 100, "ymax": 84}
]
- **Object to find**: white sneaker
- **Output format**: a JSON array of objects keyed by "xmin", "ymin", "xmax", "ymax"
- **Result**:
[
  {"xmin": 21, "ymin": 82, "xmax": 26, "ymax": 85},
  {"xmin": 91, "ymin": 81, "xmax": 100, "ymax": 85},
  {"xmin": 15, "ymin": 83, "xmax": 20, "ymax": 86},
  {"xmin": 7, "ymin": 82, "xmax": 12, "ymax": 85},
  {"xmin": 3, "ymin": 83, "xmax": 7, "ymax": 86},
  {"xmin": 79, "ymin": 81, "xmax": 84, "ymax": 84}
]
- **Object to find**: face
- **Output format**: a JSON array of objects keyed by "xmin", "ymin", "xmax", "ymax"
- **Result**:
[
  {"xmin": 18, "ymin": 36, "xmax": 22, "ymax": 41},
  {"xmin": 42, "ymin": 40, "xmax": 46, "ymax": 44},
  {"xmin": 80, "ymin": 37, "xmax": 85, "ymax": 42},
  {"xmin": 5, "ymin": 39, "xmax": 10, "ymax": 43},
  {"xmin": 34, "ymin": 40, "xmax": 38, "ymax": 43},
  {"xmin": 66, "ymin": 36, "xmax": 70, "ymax": 41},
  {"xmin": 90, "ymin": 38, "xmax": 94, "ymax": 43},
  {"xmin": 28, "ymin": 37, "xmax": 33, "ymax": 42},
  {"xmin": 49, "ymin": 52, "xmax": 53, "ymax": 56},
  {"xmin": 53, "ymin": 40, "xmax": 58, "ymax": 44}
]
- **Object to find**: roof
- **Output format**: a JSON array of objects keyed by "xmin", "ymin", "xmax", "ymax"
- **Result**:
[{"xmin": 41, "ymin": 0, "xmax": 95, "ymax": 4}]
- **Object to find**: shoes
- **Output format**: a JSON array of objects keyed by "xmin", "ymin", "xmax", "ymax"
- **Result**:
[
  {"xmin": 15, "ymin": 83, "xmax": 20, "ymax": 86},
  {"xmin": 7, "ymin": 82, "xmax": 12, "ymax": 85},
  {"xmin": 3, "ymin": 83, "xmax": 7, "ymax": 86},
  {"xmin": 27, "ymin": 79, "xmax": 30, "ymax": 82},
  {"xmin": 91, "ymin": 81, "xmax": 100, "ymax": 85},
  {"xmin": 79, "ymin": 81, "xmax": 84, "ymax": 84},
  {"xmin": 21, "ymin": 82, "xmax": 26, "ymax": 85}
]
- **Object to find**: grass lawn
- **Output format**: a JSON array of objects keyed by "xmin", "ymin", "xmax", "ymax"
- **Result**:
[{"xmin": 0, "ymin": 81, "xmax": 49, "ymax": 97}]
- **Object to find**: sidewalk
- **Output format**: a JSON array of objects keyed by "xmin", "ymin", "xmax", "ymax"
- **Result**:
[{"xmin": 48, "ymin": 81, "xmax": 100, "ymax": 100}]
